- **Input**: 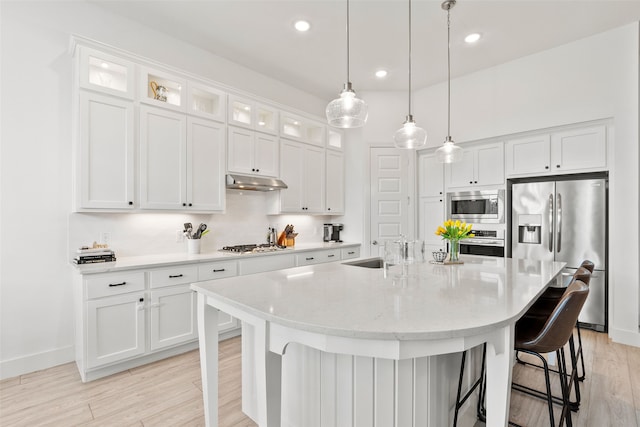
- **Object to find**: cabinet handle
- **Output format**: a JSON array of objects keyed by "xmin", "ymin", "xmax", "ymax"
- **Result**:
[
  {"xmin": 348, "ymin": 251, "xmax": 355, "ymax": 255},
  {"xmin": 469, "ymin": 181, "xmax": 473, "ymax": 184},
  {"xmin": 169, "ymin": 274, "xmax": 183, "ymax": 278},
  {"xmin": 188, "ymin": 203, "xmax": 192, "ymax": 207},
  {"xmin": 182, "ymin": 203, "xmax": 187, "ymax": 207},
  {"xmin": 545, "ymin": 166, "xmax": 549, "ymax": 169},
  {"xmin": 439, "ymin": 191, "xmax": 443, "ymax": 195},
  {"xmin": 252, "ymin": 168, "xmax": 256, "ymax": 172},
  {"xmin": 556, "ymin": 164, "xmax": 561, "ymax": 168},
  {"xmin": 439, "ymin": 199, "xmax": 443, "ymax": 202},
  {"xmin": 474, "ymin": 181, "xmax": 478, "ymax": 184},
  {"xmin": 128, "ymin": 201, "xmax": 133, "ymax": 205},
  {"xmin": 306, "ymin": 257, "xmax": 314, "ymax": 261},
  {"xmin": 213, "ymin": 269, "xmax": 226, "ymax": 272},
  {"xmin": 328, "ymin": 254, "xmax": 335, "ymax": 258},
  {"xmin": 108, "ymin": 281, "xmax": 127, "ymax": 287},
  {"xmin": 139, "ymin": 298, "xmax": 144, "ymax": 302},
  {"xmin": 327, "ymin": 207, "xmax": 331, "ymax": 211},
  {"xmin": 256, "ymin": 169, "xmax": 260, "ymax": 172}
]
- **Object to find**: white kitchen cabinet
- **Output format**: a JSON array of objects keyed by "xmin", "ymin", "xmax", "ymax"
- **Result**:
[
  {"xmin": 86, "ymin": 291, "xmax": 146, "ymax": 369},
  {"xmin": 505, "ymin": 125, "xmax": 607, "ymax": 177},
  {"xmin": 341, "ymin": 246, "xmax": 360, "ymax": 260},
  {"xmin": 418, "ymin": 152, "xmax": 444, "ymax": 198},
  {"xmin": 327, "ymin": 128, "xmax": 344, "ymax": 151},
  {"xmin": 419, "ymin": 197, "xmax": 446, "ymax": 252},
  {"xmin": 325, "ymin": 150, "xmax": 345, "ymax": 214},
  {"xmin": 78, "ymin": 46, "xmax": 135, "ymax": 99},
  {"xmin": 228, "ymin": 95, "xmax": 278, "ymax": 135},
  {"xmin": 239, "ymin": 254, "xmax": 296, "ymax": 275},
  {"xmin": 150, "ymin": 285, "xmax": 197, "ymax": 351},
  {"xmin": 139, "ymin": 66, "xmax": 186, "ymax": 112},
  {"xmin": 296, "ymin": 248, "xmax": 341, "ymax": 266},
  {"xmin": 187, "ymin": 81, "xmax": 226, "ymax": 122},
  {"xmin": 76, "ymin": 91, "xmax": 136, "ymax": 210},
  {"xmin": 279, "ymin": 139, "xmax": 325, "ymax": 213},
  {"xmin": 140, "ymin": 106, "xmax": 225, "ymax": 211},
  {"xmin": 280, "ymin": 112, "xmax": 326, "ymax": 147},
  {"xmin": 228, "ymin": 126, "xmax": 279, "ymax": 177},
  {"xmin": 197, "ymin": 260, "xmax": 238, "ymax": 281},
  {"xmin": 446, "ymin": 142, "xmax": 504, "ymax": 190}
]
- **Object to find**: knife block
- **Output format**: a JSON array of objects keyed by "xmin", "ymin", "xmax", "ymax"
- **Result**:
[{"xmin": 285, "ymin": 237, "xmax": 295, "ymax": 247}]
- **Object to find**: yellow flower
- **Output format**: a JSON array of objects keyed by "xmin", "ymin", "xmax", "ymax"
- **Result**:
[{"xmin": 455, "ymin": 219, "xmax": 461, "ymax": 228}]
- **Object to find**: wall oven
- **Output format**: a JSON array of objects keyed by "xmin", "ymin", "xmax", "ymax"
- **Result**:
[
  {"xmin": 459, "ymin": 229, "xmax": 505, "ymax": 257},
  {"xmin": 447, "ymin": 189, "xmax": 505, "ymax": 224}
]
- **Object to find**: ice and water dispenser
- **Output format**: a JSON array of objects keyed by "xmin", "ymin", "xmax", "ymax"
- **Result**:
[{"xmin": 517, "ymin": 214, "xmax": 542, "ymax": 244}]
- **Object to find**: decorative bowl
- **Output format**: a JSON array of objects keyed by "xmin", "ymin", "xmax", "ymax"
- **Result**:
[{"xmin": 432, "ymin": 251, "xmax": 447, "ymax": 262}]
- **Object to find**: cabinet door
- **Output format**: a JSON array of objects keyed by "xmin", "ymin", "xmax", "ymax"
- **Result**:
[
  {"xmin": 150, "ymin": 286, "xmax": 197, "ymax": 351},
  {"xmin": 419, "ymin": 197, "xmax": 446, "ymax": 249},
  {"xmin": 227, "ymin": 126, "xmax": 255, "ymax": 175},
  {"xmin": 187, "ymin": 82, "xmax": 226, "ymax": 122},
  {"xmin": 418, "ymin": 153, "xmax": 444, "ymax": 198},
  {"xmin": 228, "ymin": 95, "xmax": 253, "ymax": 129},
  {"xmin": 87, "ymin": 292, "xmax": 146, "ymax": 368},
  {"xmin": 254, "ymin": 133, "xmax": 279, "ymax": 177},
  {"xmin": 476, "ymin": 143, "xmax": 504, "ymax": 186},
  {"xmin": 505, "ymin": 135, "xmax": 551, "ymax": 176},
  {"xmin": 446, "ymin": 150, "xmax": 475, "ymax": 188},
  {"xmin": 279, "ymin": 140, "xmax": 304, "ymax": 212},
  {"xmin": 140, "ymin": 106, "xmax": 187, "ymax": 209},
  {"xmin": 325, "ymin": 150, "xmax": 345, "ymax": 214},
  {"xmin": 303, "ymin": 145, "xmax": 325, "ymax": 212},
  {"xmin": 187, "ymin": 117, "xmax": 225, "ymax": 211},
  {"xmin": 140, "ymin": 66, "xmax": 186, "ymax": 112},
  {"xmin": 551, "ymin": 125, "xmax": 606, "ymax": 172},
  {"xmin": 78, "ymin": 46, "xmax": 135, "ymax": 99},
  {"xmin": 78, "ymin": 92, "xmax": 135, "ymax": 210}
]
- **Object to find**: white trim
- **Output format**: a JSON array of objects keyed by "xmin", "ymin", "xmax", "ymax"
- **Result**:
[
  {"xmin": 0, "ymin": 345, "xmax": 74, "ymax": 380},
  {"xmin": 609, "ymin": 327, "xmax": 640, "ymax": 348}
]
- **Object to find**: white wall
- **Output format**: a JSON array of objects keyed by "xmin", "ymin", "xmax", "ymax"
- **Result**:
[
  {"xmin": 0, "ymin": 1, "xmax": 330, "ymax": 379},
  {"xmin": 359, "ymin": 24, "xmax": 640, "ymax": 346}
]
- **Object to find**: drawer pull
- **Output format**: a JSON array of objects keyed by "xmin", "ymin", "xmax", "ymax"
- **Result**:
[
  {"xmin": 108, "ymin": 281, "xmax": 127, "ymax": 287},
  {"xmin": 306, "ymin": 257, "xmax": 314, "ymax": 261},
  {"xmin": 169, "ymin": 274, "xmax": 183, "ymax": 278},
  {"xmin": 348, "ymin": 251, "xmax": 355, "ymax": 255},
  {"xmin": 213, "ymin": 269, "xmax": 226, "ymax": 272},
  {"xmin": 328, "ymin": 254, "xmax": 335, "ymax": 258}
]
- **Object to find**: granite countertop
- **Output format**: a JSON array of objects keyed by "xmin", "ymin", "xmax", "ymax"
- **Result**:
[
  {"xmin": 71, "ymin": 242, "xmax": 360, "ymax": 274},
  {"xmin": 191, "ymin": 255, "xmax": 565, "ymax": 340}
]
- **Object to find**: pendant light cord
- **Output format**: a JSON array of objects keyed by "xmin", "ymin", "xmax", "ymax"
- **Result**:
[
  {"xmin": 346, "ymin": 0, "xmax": 350, "ymax": 83},
  {"xmin": 446, "ymin": 7, "xmax": 451, "ymax": 138},
  {"xmin": 408, "ymin": 0, "xmax": 413, "ymax": 116}
]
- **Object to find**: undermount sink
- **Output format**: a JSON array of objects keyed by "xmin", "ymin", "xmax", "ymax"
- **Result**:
[{"xmin": 342, "ymin": 257, "xmax": 385, "ymax": 269}]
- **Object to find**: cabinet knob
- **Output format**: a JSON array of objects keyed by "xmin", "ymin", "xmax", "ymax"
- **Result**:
[
  {"xmin": 188, "ymin": 203, "xmax": 192, "ymax": 207},
  {"xmin": 469, "ymin": 181, "xmax": 473, "ymax": 184},
  {"xmin": 128, "ymin": 201, "xmax": 133, "ymax": 206},
  {"xmin": 439, "ymin": 191, "xmax": 443, "ymax": 195},
  {"xmin": 252, "ymin": 168, "xmax": 256, "ymax": 172},
  {"xmin": 474, "ymin": 181, "xmax": 478, "ymax": 184},
  {"xmin": 556, "ymin": 164, "xmax": 561, "ymax": 168},
  {"xmin": 182, "ymin": 203, "xmax": 187, "ymax": 207},
  {"xmin": 139, "ymin": 298, "xmax": 144, "ymax": 302},
  {"xmin": 440, "ymin": 199, "xmax": 443, "ymax": 202},
  {"xmin": 545, "ymin": 166, "xmax": 549, "ymax": 169},
  {"xmin": 327, "ymin": 207, "xmax": 331, "ymax": 211},
  {"xmin": 256, "ymin": 169, "xmax": 260, "ymax": 172}
]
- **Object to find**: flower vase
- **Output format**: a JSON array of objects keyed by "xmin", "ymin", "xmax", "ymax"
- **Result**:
[{"xmin": 448, "ymin": 239, "xmax": 460, "ymax": 262}]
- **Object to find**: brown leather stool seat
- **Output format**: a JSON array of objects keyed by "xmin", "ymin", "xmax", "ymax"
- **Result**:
[{"xmin": 512, "ymin": 280, "xmax": 589, "ymax": 427}]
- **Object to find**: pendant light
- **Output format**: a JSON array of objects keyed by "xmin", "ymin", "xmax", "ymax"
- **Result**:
[
  {"xmin": 394, "ymin": 0, "xmax": 427, "ymax": 149},
  {"xmin": 435, "ymin": 0, "xmax": 463, "ymax": 163},
  {"xmin": 326, "ymin": 0, "xmax": 368, "ymax": 128}
]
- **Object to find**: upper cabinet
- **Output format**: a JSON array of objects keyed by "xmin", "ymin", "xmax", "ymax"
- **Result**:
[
  {"xmin": 78, "ymin": 46, "xmax": 135, "ymax": 99},
  {"xmin": 327, "ymin": 129, "xmax": 344, "ymax": 151},
  {"xmin": 446, "ymin": 142, "xmax": 504, "ymax": 190},
  {"xmin": 280, "ymin": 112, "xmax": 326, "ymax": 147},
  {"xmin": 418, "ymin": 153, "xmax": 444, "ymax": 198},
  {"xmin": 227, "ymin": 126, "xmax": 279, "ymax": 177},
  {"xmin": 228, "ymin": 95, "xmax": 278, "ymax": 135},
  {"xmin": 140, "ymin": 67, "xmax": 187, "ymax": 112},
  {"xmin": 506, "ymin": 125, "xmax": 607, "ymax": 177},
  {"xmin": 187, "ymin": 82, "xmax": 226, "ymax": 122},
  {"xmin": 279, "ymin": 139, "xmax": 325, "ymax": 213},
  {"xmin": 325, "ymin": 150, "xmax": 345, "ymax": 214}
]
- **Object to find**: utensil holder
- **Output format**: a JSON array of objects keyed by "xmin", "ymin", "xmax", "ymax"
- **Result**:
[{"xmin": 187, "ymin": 239, "xmax": 201, "ymax": 254}]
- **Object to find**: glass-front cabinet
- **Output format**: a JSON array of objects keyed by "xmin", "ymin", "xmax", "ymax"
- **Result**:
[
  {"xmin": 228, "ymin": 95, "xmax": 278, "ymax": 134},
  {"xmin": 79, "ymin": 46, "xmax": 135, "ymax": 99},
  {"xmin": 140, "ymin": 67, "xmax": 187, "ymax": 111},
  {"xmin": 187, "ymin": 82, "xmax": 226, "ymax": 122},
  {"xmin": 280, "ymin": 112, "xmax": 326, "ymax": 147}
]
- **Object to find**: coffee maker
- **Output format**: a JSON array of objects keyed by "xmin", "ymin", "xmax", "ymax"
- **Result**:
[{"xmin": 323, "ymin": 223, "xmax": 344, "ymax": 242}]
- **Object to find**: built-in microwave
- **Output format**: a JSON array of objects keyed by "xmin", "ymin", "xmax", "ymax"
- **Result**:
[{"xmin": 446, "ymin": 189, "xmax": 505, "ymax": 223}]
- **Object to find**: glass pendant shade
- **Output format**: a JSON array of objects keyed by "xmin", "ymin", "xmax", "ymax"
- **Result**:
[
  {"xmin": 326, "ymin": 83, "xmax": 368, "ymax": 128},
  {"xmin": 435, "ymin": 136, "xmax": 463, "ymax": 163},
  {"xmin": 394, "ymin": 115, "xmax": 427, "ymax": 149}
]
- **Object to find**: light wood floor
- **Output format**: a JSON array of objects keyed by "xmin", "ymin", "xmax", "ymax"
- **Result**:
[{"xmin": 1, "ymin": 330, "xmax": 638, "ymax": 426}]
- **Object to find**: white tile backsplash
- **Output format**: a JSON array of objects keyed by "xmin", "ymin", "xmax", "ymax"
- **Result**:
[{"xmin": 69, "ymin": 192, "xmax": 331, "ymax": 258}]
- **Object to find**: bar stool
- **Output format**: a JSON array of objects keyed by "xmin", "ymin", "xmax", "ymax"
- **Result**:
[{"xmin": 511, "ymin": 280, "xmax": 589, "ymax": 427}]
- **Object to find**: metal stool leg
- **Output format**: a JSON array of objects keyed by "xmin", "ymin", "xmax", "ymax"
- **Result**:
[{"xmin": 453, "ymin": 344, "xmax": 487, "ymax": 427}]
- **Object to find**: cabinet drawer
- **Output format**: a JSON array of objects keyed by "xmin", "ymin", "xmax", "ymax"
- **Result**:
[
  {"xmin": 85, "ymin": 271, "xmax": 145, "ymax": 300},
  {"xmin": 341, "ymin": 247, "xmax": 360, "ymax": 260},
  {"xmin": 296, "ymin": 249, "xmax": 341, "ymax": 266},
  {"xmin": 149, "ymin": 265, "xmax": 198, "ymax": 288},
  {"xmin": 198, "ymin": 260, "xmax": 238, "ymax": 281},
  {"xmin": 239, "ymin": 254, "xmax": 295, "ymax": 275}
]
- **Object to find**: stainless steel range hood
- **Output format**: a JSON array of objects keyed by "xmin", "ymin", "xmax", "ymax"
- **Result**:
[{"xmin": 226, "ymin": 174, "xmax": 288, "ymax": 191}]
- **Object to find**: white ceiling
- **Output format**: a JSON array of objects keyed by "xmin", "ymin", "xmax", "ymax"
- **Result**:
[{"xmin": 90, "ymin": 0, "xmax": 640, "ymax": 100}]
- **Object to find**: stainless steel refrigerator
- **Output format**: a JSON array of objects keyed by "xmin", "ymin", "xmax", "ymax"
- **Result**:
[{"xmin": 510, "ymin": 176, "xmax": 607, "ymax": 331}]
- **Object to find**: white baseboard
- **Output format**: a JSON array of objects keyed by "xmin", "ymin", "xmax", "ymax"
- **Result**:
[
  {"xmin": 0, "ymin": 345, "xmax": 75, "ymax": 380},
  {"xmin": 609, "ymin": 327, "xmax": 640, "ymax": 348}
]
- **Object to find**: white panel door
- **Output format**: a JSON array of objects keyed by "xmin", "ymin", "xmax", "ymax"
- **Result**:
[
  {"xmin": 227, "ymin": 126, "xmax": 254, "ymax": 175},
  {"xmin": 254, "ymin": 132, "xmax": 279, "ymax": 177},
  {"xmin": 476, "ymin": 143, "xmax": 505, "ymax": 186},
  {"xmin": 279, "ymin": 139, "xmax": 304, "ymax": 212},
  {"xmin": 418, "ymin": 153, "xmax": 444, "ymax": 198},
  {"xmin": 79, "ymin": 92, "xmax": 135, "ymax": 209},
  {"xmin": 446, "ymin": 149, "xmax": 475, "ymax": 189},
  {"xmin": 139, "ymin": 105, "xmax": 186, "ymax": 209},
  {"xmin": 303, "ymin": 144, "xmax": 325, "ymax": 213},
  {"xmin": 370, "ymin": 148, "xmax": 410, "ymax": 256},
  {"xmin": 149, "ymin": 285, "xmax": 197, "ymax": 351},
  {"xmin": 187, "ymin": 117, "xmax": 225, "ymax": 211},
  {"xmin": 505, "ymin": 134, "xmax": 551, "ymax": 176},
  {"xmin": 551, "ymin": 125, "xmax": 607, "ymax": 171},
  {"xmin": 326, "ymin": 150, "xmax": 345, "ymax": 214},
  {"xmin": 87, "ymin": 292, "xmax": 146, "ymax": 368}
]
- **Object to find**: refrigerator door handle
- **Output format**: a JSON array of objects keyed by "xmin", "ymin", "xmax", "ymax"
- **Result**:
[
  {"xmin": 548, "ymin": 194, "xmax": 554, "ymax": 253},
  {"xmin": 557, "ymin": 193, "xmax": 562, "ymax": 253}
]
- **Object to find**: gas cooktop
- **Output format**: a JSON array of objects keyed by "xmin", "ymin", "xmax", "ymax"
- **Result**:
[{"xmin": 220, "ymin": 244, "xmax": 287, "ymax": 254}]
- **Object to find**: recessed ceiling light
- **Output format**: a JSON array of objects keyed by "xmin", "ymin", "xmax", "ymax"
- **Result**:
[
  {"xmin": 294, "ymin": 20, "xmax": 311, "ymax": 32},
  {"xmin": 375, "ymin": 69, "xmax": 388, "ymax": 78},
  {"xmin": 464, "ymin": 33, "xmax": 481, "ymax": 43}
]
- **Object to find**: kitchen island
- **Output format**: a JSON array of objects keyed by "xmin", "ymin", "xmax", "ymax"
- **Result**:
[{"xmin": 191, "ymin": 255, "xmax": 565, "ymax": 427}]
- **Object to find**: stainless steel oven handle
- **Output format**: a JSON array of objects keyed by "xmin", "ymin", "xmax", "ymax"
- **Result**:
[
  {"xmin": 548, "ymin": 194, "xmax": 554, "ymax": 253},
  {"xmin": 556, "ymin": 193, "xmax": 562, "ymax": 253}
]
